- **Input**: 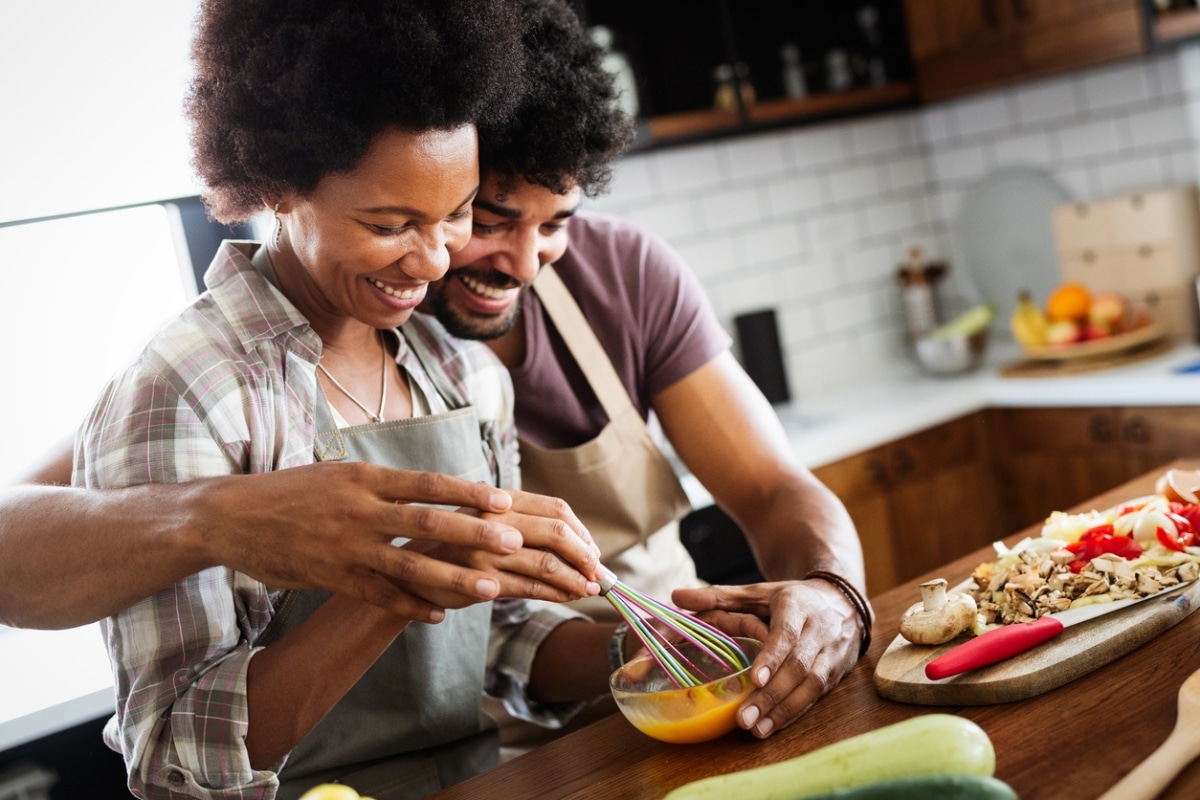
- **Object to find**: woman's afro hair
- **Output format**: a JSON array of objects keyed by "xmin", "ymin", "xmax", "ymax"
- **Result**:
[
  {"xmin": 186, "ymin": 0, "xmax": 525, "ymax": 223},
  {"xmin": 479, "ymin": 0, "xmax": 635, "ymax": 199}
]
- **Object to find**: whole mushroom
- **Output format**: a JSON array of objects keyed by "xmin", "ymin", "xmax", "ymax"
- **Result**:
[{"xmin": 899, "ymin": 578, "xmax": 978, "ymax": 646}]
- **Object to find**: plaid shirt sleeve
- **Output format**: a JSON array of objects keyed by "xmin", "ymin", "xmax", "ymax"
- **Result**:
[
  {"xmin": 77, "ymin": 340, "xmax": 290, "ymax": 797},
  {"xmin": 485, "ymin": 599, "xmax": 589, "ymax": 727}
]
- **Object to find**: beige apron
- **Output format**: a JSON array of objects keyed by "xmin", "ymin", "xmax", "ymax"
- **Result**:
[
  {"xmin": 260, "ymin": 337, "xmax": 500, "ymax": 800},
  {"xmin": 518, "ymin": 264, "xmax": 698, "ymax": 619}
]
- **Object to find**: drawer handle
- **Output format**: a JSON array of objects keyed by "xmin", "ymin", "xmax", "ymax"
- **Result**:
[
  {"xmin": 1083, "ymin": 249, "xmax": 1096, "ymax": 264},
  {"xmin": 1139, "ymin": 244, "xmax": 1153, "ymax": 258},
  {"xmin": 1074, "ymin": 203, "xmax": 1090, "ymax": 217},
  {"xmin": 1131, "ymin": 194, "xmax": 1145, "ymax": 210},
  {"xmin": 893, "ymin": 448, "xmax": 915, "ymax": 477},
  {"xmin": 867, "ymin": 458, "xmax": 888, "ymax": 487},
  {"xmin": 1122, "ymin": 417, "xmax": 1150, "ymax": 445},
  {"xmin": 1088, "ymin": 415, "xmax": 1113, "ymax": 444}
]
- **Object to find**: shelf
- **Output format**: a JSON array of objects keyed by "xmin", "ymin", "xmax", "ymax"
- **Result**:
[
  {"xmin": 1152, "ymin": 7, "xmax": 1200, "ymax": 43},
  {"xmin": 639, "ymin": 82, "xmax": 916, "ymax": 148}
]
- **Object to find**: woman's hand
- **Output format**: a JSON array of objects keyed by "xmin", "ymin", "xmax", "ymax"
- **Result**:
[
  {"xmin": 401, "ymin": 489, "xmax": 602, "ymax": 606},
  {"xmin": 671, "ymin": 578, "xmax": 863, "ymax": 739}
]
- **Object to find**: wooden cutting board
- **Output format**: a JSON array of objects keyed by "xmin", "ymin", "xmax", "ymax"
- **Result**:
[{"xmin": 874, "ymin": 579, "xmax": 1200, "ymax": 705}]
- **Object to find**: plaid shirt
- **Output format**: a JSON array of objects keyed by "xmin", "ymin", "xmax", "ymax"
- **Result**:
[{"xmin": 75, "ymin": 241, "xmax": 583, "ymax": 799}]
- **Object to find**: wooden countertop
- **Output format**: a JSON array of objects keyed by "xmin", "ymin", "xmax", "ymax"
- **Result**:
[{"xmin": 430, "ymin": 460, "xmax": 1200, "ymax": 800}]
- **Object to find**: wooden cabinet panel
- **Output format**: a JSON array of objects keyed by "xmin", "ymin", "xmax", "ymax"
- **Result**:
[
  {"xmin": 902, "ymin": 0, "xmax": 1144, "ymax": 102},
  {"xmin": 814, "ymin": 414, "xmax": 1001, "ymax": 596}
]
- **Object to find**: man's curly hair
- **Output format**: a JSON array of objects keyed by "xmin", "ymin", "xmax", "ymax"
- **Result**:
[
  {"xmin": 479, "ymin": 0, "xmax": 635, "ymax": 199},
  {"xmin": 186, "ymin": 0, "xmax": 525, "ymax": 223}
]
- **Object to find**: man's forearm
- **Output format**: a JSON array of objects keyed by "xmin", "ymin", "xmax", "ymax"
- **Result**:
[{"xmin": 0, "ymin": 482, "xmax": 213, "ymax": 629}]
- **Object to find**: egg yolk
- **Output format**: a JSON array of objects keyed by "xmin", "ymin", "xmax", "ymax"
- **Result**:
[{"xmin": 631, "ymin": 684, "xmax": 745, "ymax": 744}]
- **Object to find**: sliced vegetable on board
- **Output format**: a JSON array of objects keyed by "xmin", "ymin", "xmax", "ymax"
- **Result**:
[{"xmin": 662, "ymin": 714, "xmax": 996, "ymax": 800}]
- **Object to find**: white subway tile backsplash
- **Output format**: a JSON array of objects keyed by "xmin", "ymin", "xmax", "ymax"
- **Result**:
[
  {"xmin": 629, "ymin": 198, "xmax": 701, "ymax": 241},
  {"xmin": 723, "ymin": 132, "xmax": 789, "ymax": 182},
  {"xmin": 712, "ymin": 271, "xmax": 785, "ymax": 318},
  {"xmin": 1054, "ymin": 166, "xmax": 1095, "ymax": 201},
  {"xmin": 766, "ymin": 174, "xmax": 828, "ymax": 217},
  {"xmin": 1013, "ymin": 77, "xmax": 1081, "ymax": 126},
  {"xmin": 1094, "ymin": 153, "xmax": 1166, "ymax": 197},
  {"xmin": 1126, "ymin": 103, "xmax": 1191, "ymax": 150},
  {"xmin": 954, "ymin": 92, "xmax": 1014, "ymax": 138},
  {"xmin": 930, "ymin": 144, "xmax": 991, "ymax": 185},
  {"xmin": 843, "ymin": 241, "xmax": 903, "ymax": 284},
  {"xmin": 992, "ymin": 130, "xmax": 1055, "ymax": 168},
  {"xmin": 741, "ymin": 219, "xmax": 806, "ymax": 265},
  {"xmin": 829, "ymin": 162, "xmax": 887, "ymax": 205},
  {"xmin": 781, "ymin": 256, "xmax": 839, "ymax": 299},
  {"xmin": 1055, "ymin": 117, "xmax": 1124, "ymax": 162},
  {"xmin": 918, "ymin": 104, "xmax": 958, "ymax": 146},
  {"xmin": 808, "ymin": 209, "xmax": 862, "ymax": 252},
  {"xmin": 848, "ymin": 114, "xmax": 916, "ymax": 156},
  {"xmin": 863, "ymin": 197, "xmax": 921, "ymax": 239},
  {"xmin": 674, "ymin": 236, "xmax": 741, "ymax": 282},
  {"xmin": 699, "ymin": 186, "xmax": 766, "ymax": 232},
  {"xmin": 887, "ymin": 155, "xmax": 929, "ymax": 193},
  {"xmin": 654, "ymin": 144, "xmax": 725, "ymax": 194},
  {"xmin": 1166, "ymin": 148, "xmax": 1198, "ymax": 185},
  {"xmin": 602, "ymin": 153, "xmax": 656, "ymax": 206},
  {"xmin": 787, "ymin": 123, "xmax": 851, "ymax": 169},
  {"xmin": 1080, "ymin": 61, "xmax": 1153, "ymax": 113}
]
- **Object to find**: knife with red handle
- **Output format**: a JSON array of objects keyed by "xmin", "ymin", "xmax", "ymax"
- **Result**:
[{"xmin": 924, "ymin": 581, "xmax": 1193, "ymax": 681}]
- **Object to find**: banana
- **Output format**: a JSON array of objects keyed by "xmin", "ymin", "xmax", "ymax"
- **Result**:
[{"xmin": 1010, "ymin": 290, "xmax": 1048, "ymax": 348}]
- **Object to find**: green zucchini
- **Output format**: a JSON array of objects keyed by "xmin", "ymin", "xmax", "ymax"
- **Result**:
[
  {"xmin": 803, "ymin": 774, "xmax": 1018, "ymax": 800},
  {"xmin": 662, "ymin": 714, "xmax": 995, "ymax": 800}
]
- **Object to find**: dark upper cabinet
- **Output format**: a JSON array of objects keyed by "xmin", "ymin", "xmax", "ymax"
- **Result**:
[
  {"xmin": 901, "ymin": 0, "xmax": 1147, "ymax": 102},
  {"xmin": 569, "ymin": 0, "xmax": 917, "ymax": 148}
]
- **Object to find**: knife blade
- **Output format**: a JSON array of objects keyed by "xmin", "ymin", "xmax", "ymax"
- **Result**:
[{"xmin": 924, "ymin": 580, "xmax": 1194, "ymax": 681}]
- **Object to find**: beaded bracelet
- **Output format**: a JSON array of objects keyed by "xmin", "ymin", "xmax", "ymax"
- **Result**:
[
  {"xmin": 805, "ymin": 570, "xmax": 874, "ymax": 659},
  {"xmin": 608, "ymin": 622, "xmax": 629, "ymax": 672}
]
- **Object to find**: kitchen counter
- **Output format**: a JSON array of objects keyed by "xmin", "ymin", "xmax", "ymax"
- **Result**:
[
  {"xmin": 7, "ymin": 339, "xmax": 1200, "ymax": 756},
  {"xmin": 429, "ymin": 461, "xmax": 1200, "ymax": 800}
]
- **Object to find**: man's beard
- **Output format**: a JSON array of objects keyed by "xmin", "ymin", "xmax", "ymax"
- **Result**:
[{"xmin": 426, "ymin": 271, "xmax": 525, "ymax": 342}]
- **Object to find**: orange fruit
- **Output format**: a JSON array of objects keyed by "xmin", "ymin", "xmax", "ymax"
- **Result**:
[{"xmin": 1046, "ymin": 282, "xmax": 1091, "ymax": 321}]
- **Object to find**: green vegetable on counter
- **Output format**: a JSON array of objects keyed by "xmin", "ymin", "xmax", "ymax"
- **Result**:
[
  {"xmin": 802, "ymin": 774, "xmax": 1018, "ymax": 800},
  {"xmin": 662, "ymin": 714, "xmax": 996, "ymax": 800}
]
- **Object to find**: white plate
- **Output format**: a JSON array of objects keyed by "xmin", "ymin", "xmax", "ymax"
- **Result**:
[{"xmin": 952, "ymin": 167, "xmax": 1071, "ymax": 335}]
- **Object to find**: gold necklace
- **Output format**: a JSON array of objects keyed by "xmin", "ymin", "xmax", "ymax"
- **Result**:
[{"xmin": 316, "ymin": 332, "xmax": 389, "ymax": 423}]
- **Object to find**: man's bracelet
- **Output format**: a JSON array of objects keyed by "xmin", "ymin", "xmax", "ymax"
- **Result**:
[
  {"xmin": 804, "ymin": 570, "xmax": 874, "ymax": 659},
  {"xmin": 608, "ymin": 622, "xmax": 629, "ymax": 673}
]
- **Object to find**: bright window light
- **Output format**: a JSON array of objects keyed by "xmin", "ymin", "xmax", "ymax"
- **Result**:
[{"xmin": 0, "ymin": 206, "xmax": 193, "ymax": 485}]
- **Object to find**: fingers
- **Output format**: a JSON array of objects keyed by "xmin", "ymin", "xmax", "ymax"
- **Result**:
[
  {"xmin": 671, "ymin": 583, "xmax": 779, "ymax": 618},
  {"xmin": 380, "ymin": 501, "xmax": 524, "ymax": 556},
  {"xmin": 487, "ymin": 490, "xmax": 602, "ymax": 581},
  {"xmin": 345, "ymin": 572, "xmax": 450, "ymax": 624},
  {"xmin": 356, "ymin": 463, "xmax": 513, "ymax": 514},
  {"xmin": 381, "ymin": 543, "xmax": 506, "ymax": 609}
]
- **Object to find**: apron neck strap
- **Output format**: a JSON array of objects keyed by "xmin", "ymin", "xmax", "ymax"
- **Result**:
[{"xmin": 532, "ymin": 265, "xmax": 635, "ymax": 420}]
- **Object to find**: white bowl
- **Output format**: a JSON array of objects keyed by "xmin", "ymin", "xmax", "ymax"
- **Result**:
[{"xmin": 914, "ymin": 328, "xmax": 989, "ymax": 375}]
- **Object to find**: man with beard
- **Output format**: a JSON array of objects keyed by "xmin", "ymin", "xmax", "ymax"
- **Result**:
[{"xmin": 422, "ymin": 0, "xmax": 869, "ymax": 744}]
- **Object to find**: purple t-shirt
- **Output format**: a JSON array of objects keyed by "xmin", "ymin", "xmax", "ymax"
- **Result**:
[{"xmin": 509, "ymin": 212, "xmax": 731, "ymax": 449}]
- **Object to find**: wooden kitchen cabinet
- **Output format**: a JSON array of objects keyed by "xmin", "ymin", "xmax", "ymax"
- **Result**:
[
  {"xmin": 901, "ymin": 0, "xmax": 1145, "ymax": 102},
  {"xmin": 813, "ymin": 413, "xmax": 1003, "ymax": 596},
  {"xmin": 987, "ymin": 406, "xmax": 1200, "ymax": 534},
  {"xmin": 569, "ymin": 0, "xmax": 916, "ymax": 148}
]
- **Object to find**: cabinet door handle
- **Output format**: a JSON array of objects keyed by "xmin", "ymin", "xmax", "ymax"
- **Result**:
[
  {"xmin": 1122, "ymin": 417, "xmax": 1150, "ymax": 445},
  {"xmin": 981, "ymin": 0, "xmax": 1001, "ymax": 28},
  {"xmin": 867, "ymin": 458, "xmax": 889, "ymax": 487},
  {"xmin": 1011, "ymin": 0, "xmax": 1029, "ymax": 20},
  {"xmin": 893, "ymin": 448, "xmax": 916, "ymax": 478},
  {"xmin": 1088, "ymin": 414, "xmax": 1114, "ymax": 444}
]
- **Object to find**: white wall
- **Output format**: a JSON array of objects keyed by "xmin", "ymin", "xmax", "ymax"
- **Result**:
[{"xmin": 592, "ymin": 45, "xmax": 1200, "ymax": 397}]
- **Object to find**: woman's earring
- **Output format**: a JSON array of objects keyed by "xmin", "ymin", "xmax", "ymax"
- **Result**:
[{"xmin": 273, "ymin": 203, "xmax": 281, "ymax": 247}]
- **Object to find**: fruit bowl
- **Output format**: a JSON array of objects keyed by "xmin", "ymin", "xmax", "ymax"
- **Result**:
[
  {"xmin": 914, "ymin": 327, "xmax": 989, "ymax": 375},
  {"xmin": 609, "ymin": 637, "xmax": 762, "ymax": 744}
]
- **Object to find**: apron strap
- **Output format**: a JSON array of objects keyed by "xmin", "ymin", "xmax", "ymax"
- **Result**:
[
  {"xmin": 400, "ymin": 317, "xmax": 469, "ymax": 409},
  {"xmin": 532, "ymin": 265, "xmax": 637, "ymax": 422}
]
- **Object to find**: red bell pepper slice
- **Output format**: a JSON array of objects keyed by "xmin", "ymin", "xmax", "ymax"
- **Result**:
[{"xmin": 1066, "ymin": 523, "xmax": 1144, "ymax": 572}]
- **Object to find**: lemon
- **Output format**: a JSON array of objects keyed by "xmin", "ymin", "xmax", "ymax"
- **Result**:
[{"xmin": 298, "ymin": 784, "xmax": 362, "ymax": 800}]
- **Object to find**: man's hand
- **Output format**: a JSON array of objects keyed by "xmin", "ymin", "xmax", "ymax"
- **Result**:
[
  {"xmin": 672, "ymin": 578, "xmax": 863, "ymax": 738},
  {"xmin": 403, "ymin": 489, "xmax": 602, "ymax": 606}
]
